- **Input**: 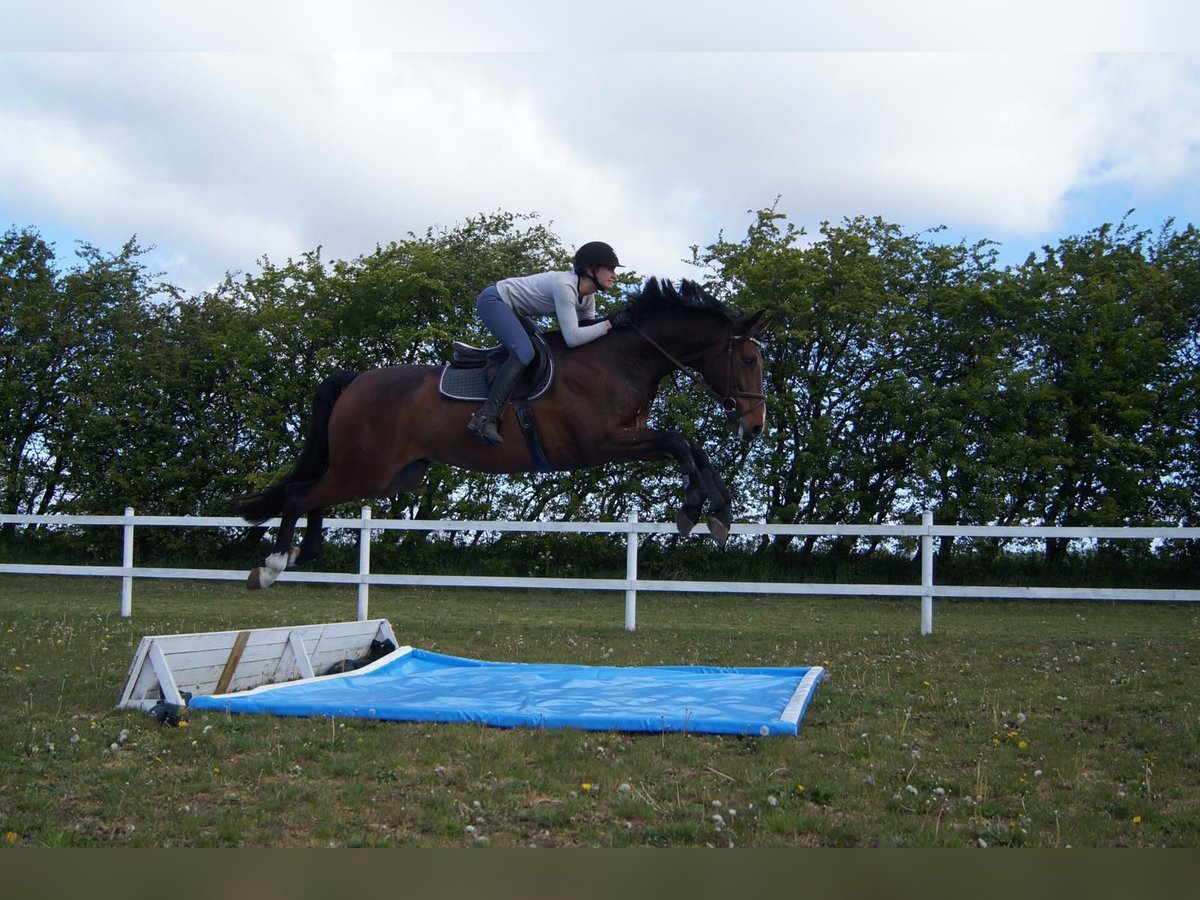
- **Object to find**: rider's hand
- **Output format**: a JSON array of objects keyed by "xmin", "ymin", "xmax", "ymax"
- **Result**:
[{"xmin": 608, "ymin": 308, "xmax": 634, "ymax": 328}]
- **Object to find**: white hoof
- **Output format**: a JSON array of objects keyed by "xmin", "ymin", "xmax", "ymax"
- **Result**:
[
  {"xmin": 247, "ymin": 566, "xmax": 277, "ymax": 590},
  {"xmin": 265, "ymin": 551, "xmax": 289, "ymax": 574}
]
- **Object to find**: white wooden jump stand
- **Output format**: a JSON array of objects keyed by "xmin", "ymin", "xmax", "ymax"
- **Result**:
[{"xmin": 117, "ymin": 619, "xmax": 398, "ymax": 710}]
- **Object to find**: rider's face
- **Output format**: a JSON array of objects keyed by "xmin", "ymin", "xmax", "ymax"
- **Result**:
[{"xmin": 591, "ymin": 266, "xmax": 618, "ymax": 290}]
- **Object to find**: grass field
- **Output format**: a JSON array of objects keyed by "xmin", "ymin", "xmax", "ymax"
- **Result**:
[{"xmin": 1, "ymin": 575, "xmax": 1198, "ymax": 848}]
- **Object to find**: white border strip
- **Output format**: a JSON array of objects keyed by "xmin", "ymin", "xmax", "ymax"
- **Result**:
[{"xmin": 780, "ymin": 666, "xmax": 826, "ymax": 726}]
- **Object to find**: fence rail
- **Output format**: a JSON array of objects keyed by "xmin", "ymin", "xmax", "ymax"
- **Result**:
[{"xmin": 2, "ymin": 509, "xmax": 1198, "ymax": 634}]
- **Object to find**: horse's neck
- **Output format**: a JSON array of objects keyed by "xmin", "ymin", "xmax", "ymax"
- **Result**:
[{"xmin": 632, "ymin": 317, "xmax": 721, "ymax": 373}]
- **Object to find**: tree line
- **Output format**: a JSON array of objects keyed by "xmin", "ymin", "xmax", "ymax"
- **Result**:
[{"xmin": 3, "ymin": 208, "xmax": 1198, "ymax": 563}]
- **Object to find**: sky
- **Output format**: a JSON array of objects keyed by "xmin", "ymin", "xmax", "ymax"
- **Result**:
[{"xmin": 2, "ymin": 1, "xmax": 1199, "ymax": 297}]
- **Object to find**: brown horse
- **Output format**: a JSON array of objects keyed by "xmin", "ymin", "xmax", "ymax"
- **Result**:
[{"xmin": 237, "ymin": 277, "xmax": 768, "ymax": 589}]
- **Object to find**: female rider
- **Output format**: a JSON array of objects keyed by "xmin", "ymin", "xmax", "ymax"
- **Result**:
[{"xmin": 468, "ymin": 241, "xmax": 621, "ymax": 446}]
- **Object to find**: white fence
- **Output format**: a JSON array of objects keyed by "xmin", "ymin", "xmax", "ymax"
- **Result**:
[{"xmin": 1, "ymin": 509, "xmax": 1198, "ymax": 635}]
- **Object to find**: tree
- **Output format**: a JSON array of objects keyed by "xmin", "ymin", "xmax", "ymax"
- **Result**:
[
  {"xmin": 697, "ymin": 210, "xmax": 936, "ymax": 554},
  {"xmin": 1014, "ymin": 219, "xmax": 1187, "ymax": 560},
  {"xmin": 0, "ymin": 228, "xmax": 65, "ymax": 515}
]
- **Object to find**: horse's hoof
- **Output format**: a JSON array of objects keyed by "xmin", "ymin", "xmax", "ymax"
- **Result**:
[
  {"xmin": 675, "ymin": 508, "xmax": 698, "ymax": 535},
  {"xmin": 707, "ymin": 517, "xmax": 730, "ymax": 547},
  {"xmin": 246, "ymin": 568, "xmax": 264, "ymax": 590},
  {"xmin": 287, "ymin": 546, "xmax": 302, "ymax": 566}
]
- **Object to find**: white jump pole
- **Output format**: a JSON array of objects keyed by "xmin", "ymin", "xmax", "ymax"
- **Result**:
[
  {"xmin": 357, "ymin": 505, "xmax": 372, "ymax": 621},
  {"xmin": 921, "ymin": 509, "xmax": 934, "ymax": 635},
  {"xmin": 625, "ymin": 509, "xmax": 638, "ymax": 631},
  {"xmin": 121, "ymin": 507, "xmax": 135, "ymax": 617}
]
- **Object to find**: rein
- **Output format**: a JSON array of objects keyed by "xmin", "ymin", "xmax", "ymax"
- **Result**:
[{"xmin": 630, "ymin": 324, "xmax": 766, "ymax": 420}]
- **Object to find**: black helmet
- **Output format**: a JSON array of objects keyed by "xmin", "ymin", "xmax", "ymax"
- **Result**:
[{"xmin": 573, "ymin": 241, "xmax": 621, "ymax": 274}]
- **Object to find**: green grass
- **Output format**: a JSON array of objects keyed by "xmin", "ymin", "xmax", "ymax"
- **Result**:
[{"xmin": 1, "ymin": 575, "xmax": 1198, "ymax": 847}]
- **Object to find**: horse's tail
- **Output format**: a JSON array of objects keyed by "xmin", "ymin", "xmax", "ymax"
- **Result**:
[{"xmin": 235, "ymin": 370, "xmax": 362, "ymax": 524}]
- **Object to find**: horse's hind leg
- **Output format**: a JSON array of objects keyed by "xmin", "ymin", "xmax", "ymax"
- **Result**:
[
  {"xmin": 247, "ymin": 481, "xmax": 317, "ymax": 589},
  {"xmin": 291, "ymin": 508, "xmax": 325, "ymax": 567}
]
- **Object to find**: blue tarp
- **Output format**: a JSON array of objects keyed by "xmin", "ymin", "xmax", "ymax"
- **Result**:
[{"xmin": 189, "ymin": 647, "xmax": 825, "ymax": 736}]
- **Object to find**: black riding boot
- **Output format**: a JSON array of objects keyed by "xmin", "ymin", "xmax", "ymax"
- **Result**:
[{"xmin": 467, "ymin": 354, "xmax": 526, "ymax": 446}]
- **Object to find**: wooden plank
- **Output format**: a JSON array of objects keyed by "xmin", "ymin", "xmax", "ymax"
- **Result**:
[
  {"xmin": 149, "ymin": 642, "xmax": 185, "ymax": 705},
  {"xmin": 214, "ymin": 630, "xmax": 251, "ymax": 695}
]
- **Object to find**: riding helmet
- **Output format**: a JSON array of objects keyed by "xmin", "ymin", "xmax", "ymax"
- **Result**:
[{"xmin": 572, "ymin": 241, "xmax": 621, "ymax": 273}]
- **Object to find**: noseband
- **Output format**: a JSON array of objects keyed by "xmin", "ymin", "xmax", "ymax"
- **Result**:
[{"xmin": 631, "ymin": 324, "xmax": 767, "ymax": 421}]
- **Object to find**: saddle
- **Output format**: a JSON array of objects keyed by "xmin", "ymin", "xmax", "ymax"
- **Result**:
[
  {"xmin": 438, "ymin": 316, "xmax": 556, "ymax": 472},
  {"xmin": 438, "ymin": 317, "xmax": 554, "ymax": 403}
]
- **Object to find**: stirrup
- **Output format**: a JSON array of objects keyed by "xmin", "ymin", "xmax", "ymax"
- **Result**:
[{"xmin": 468, "ymin": 411, "xmax": 503, "ymax": 446}]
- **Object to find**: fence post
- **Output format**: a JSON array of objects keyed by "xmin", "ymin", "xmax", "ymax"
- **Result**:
[
  {"xmin": 357, "ymin": 505, "xmax": 371, "ymax": 621},
  {"xmin": 121, "ymin": 507, "xmax": 135, "ymax": 617},
  {"xmin": 921, "ymin": 509, "xmax": 934, "ymax": 635},
  {"xmin": 625, "ymin": 510, "xmax": 638, "ymax": 631}
]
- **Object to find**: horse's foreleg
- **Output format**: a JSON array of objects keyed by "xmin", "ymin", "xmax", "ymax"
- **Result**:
[
  {"xmin": 689, "ymin": 442, "xmax": 733, "ymax": 546},
  {"xmin": 606, "ymin": 429, "xmax": 731, "ymax": 545},
  {"xmin": 676, "ymin": 471, "xmax": 704, "ymax": 535}
]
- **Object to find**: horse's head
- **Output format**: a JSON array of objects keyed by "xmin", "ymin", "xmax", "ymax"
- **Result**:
[
  {"xmin": 625, "ymin": 278, "xmax": 769, "ymax": 441},
  {"xmin": 701, "ymin": 308, "xmax": 769, "ymax": 441}
]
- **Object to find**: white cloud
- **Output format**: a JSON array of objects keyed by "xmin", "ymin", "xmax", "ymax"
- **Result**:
[
  {"xmin": 5, "ymin": 1, "xmax": 1197, "ymax": 51},
  {"xmin": 1, "ymin": 49, "xmax": 1198, "ymax": 294}
]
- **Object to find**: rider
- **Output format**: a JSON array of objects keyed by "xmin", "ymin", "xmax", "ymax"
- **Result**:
[{"xmin": 467, "ymin": 241, "xmax": 622, "ymax": 446}]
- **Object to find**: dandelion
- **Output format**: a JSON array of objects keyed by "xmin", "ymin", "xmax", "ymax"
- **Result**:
[
  {"xmin": 1133, "ymin": 815, "xmax": 1143, "ymax": 825},
  {"xmin": 5, "ymin": 832, "xmax": 16, "ymax": 845},
  {"xmin": 1018, "ymin": 740, "xmax": 1029, "ymax": 750},
  {"xmin": 581, "ymin": 782, "xmax": 593, "ymax": 792}
]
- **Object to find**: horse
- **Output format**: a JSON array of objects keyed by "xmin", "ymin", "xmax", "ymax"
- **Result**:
[{"xmin": 237, "ymin": 277, "xmax": 768, "ymax": 589}]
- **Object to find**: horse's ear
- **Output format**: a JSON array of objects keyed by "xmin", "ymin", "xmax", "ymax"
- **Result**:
[{"xmin": 745, "ymin": 310, "xmax": 770, "ymax": 336}]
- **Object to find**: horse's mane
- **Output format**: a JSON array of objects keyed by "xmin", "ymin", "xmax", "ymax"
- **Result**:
[{"xmin": 615, "ymin": 277, "xmax": 746, "ymax": 327}]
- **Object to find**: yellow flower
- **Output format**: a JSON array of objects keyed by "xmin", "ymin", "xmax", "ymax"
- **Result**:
[
  {"xmin": 797, "ymin": 783, "xmax": 805, "ymax": 792},
  {"xmin": 1133, "ymin": 815, "xmax": 1143, "ymax": 825},
  {"xmin": 5, "ymin": 832, "xmax": 17, "ymax": 844},
  {"xmin": 1018, "ymin": 740, "xmax": 1028, "ymax": 750},
  {"xmin": 581, "ymin": 783, "xmax": 593, "ymax": 792}
]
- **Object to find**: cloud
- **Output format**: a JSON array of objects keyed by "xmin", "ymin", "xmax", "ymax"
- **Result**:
[
  {"xmin": 1, "ymin": 49, "xmax": 1197, "ymax": 295},
  {"xmin": 5, "ymin": 1, "xmax": 1197, "ymax": 51}
]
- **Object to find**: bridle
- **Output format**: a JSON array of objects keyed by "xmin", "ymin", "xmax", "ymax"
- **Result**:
[{"xmin": 631, "ymin": 323, "xmax": 767, "ymax": 421}]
